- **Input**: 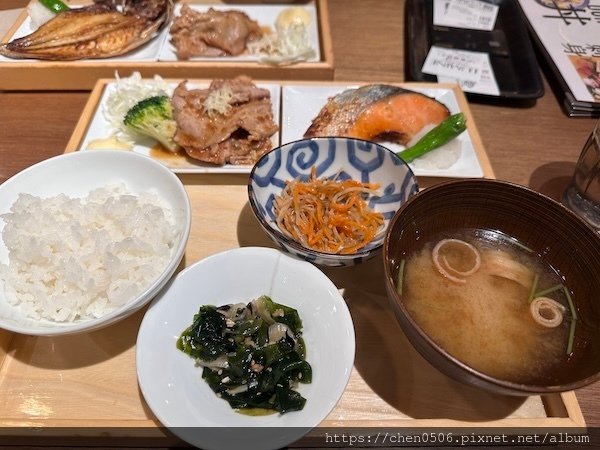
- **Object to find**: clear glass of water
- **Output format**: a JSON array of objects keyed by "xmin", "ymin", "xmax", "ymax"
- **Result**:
[{"xmin": 562, "ymin": 120, "xmax": 600, "ymax": 232}]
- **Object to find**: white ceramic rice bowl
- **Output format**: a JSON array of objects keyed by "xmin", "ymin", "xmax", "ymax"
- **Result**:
[{"xmin": 0, "ymin": 150, "xmax": 191, "ymax": 336}]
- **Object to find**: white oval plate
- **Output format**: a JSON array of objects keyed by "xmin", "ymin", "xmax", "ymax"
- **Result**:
[{"xmin": 136, "ymin": 247, "xmax": 355, "ymax": 450}]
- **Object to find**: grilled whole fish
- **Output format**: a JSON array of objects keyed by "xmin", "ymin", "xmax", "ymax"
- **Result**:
[
  {"xmin": 0, "ymin": 0, "xmax": 173, "ymax": 60},
  {"xmin": 304, "ymin": 84, "xmax": 451, "ymax": 145}
]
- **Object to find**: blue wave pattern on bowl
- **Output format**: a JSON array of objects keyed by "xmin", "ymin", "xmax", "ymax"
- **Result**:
[{"xmin": 249, "ymin": 137, "xmax": 418, "ymax": 266}]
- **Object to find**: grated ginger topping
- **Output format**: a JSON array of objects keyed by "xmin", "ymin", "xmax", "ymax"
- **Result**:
[{"xmin": 203, "ymin": 85, "xmax": 235, "ymax": 117}]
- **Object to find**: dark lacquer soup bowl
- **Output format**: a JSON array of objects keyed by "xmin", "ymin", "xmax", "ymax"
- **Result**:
[{"xmin": 383, "ymin": 179, "xmax": 600, "ymax": 396}]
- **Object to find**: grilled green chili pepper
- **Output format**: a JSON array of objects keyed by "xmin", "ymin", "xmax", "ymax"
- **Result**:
[
  {"xmin": 39, "ymin": 0, "xmax": 69, "ymax": 14},
  {"xmin": 397, "ymin": 112, "xmax": 467, "ymax": 163}
]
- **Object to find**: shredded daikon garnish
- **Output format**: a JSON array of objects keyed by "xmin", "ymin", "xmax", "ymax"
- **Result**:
[
  {"xmin": 203, "ymin": 85, "xmax": 234, "ymax": 117},
  {"xmin": 103, "ymin": 71, "xmax": 173, "ymax": 144}
]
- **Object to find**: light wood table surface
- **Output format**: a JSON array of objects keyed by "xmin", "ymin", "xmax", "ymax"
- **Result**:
[{"xmin": 0, "ymin": 0, "xmax": 599, "ymax": 437}]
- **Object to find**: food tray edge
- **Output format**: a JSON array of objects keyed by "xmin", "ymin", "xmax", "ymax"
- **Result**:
[{"xmin": 0, "ymin": 0, "xmax": 335, "ymax": 90}]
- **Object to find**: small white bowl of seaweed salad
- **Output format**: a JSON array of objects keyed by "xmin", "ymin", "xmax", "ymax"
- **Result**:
[
  {"xmin": 0, "ymin": 150, "xmax": 191, "ymax": 336},
  {"xmin": 136, "ymin": 247, "xmax": 355, "ymax": 450}
]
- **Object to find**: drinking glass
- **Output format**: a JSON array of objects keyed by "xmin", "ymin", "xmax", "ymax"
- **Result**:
[{"xmin": 562, "ymin": 120, "xmax": 600, "ymax": 232}]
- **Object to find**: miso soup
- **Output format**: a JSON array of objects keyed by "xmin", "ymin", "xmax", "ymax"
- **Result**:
[{"xmin": 399, "ymin": 229, "xmax": 574, "ymax": 384}]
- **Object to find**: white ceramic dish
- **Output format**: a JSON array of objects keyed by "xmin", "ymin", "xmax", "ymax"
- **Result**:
[
  {"xmin": 158, "ymin": 3, "xmax": 321, "ymax": 62},
  {"xmin": 281, "ymin": 85, "xmax": 485, "ymax": 178},
  {"xmin": 0, "ymin": 150, "xmax": 191, "ymax": 336},
  {"xmin": 0, "ymin": 7, "xmax": 170, "ymax": 63},
  {"xmin": 79, "ymin": 81, "xmax": 281, "ymax": 174},
  {"xmin": 77, "ymin": 81, "xmax": 484, "ymax": 178},
  {"xmin": 136, "ymin": 247, "xmax": 355, "ymax": 450}
]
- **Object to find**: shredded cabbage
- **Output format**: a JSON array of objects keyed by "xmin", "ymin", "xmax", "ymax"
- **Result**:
[
  {"xmin": 248, "ymin": 22, "xmax": 316, "ymax": 66},
  {"xmin": 103, "ymin": 72, "xmax": 174, "ymax": 144}
]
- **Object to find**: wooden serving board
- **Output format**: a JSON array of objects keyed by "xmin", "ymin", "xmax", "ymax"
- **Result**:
[
  {"xmin": 0, "ymin": 183, "xmax": 586, "ymax": 445},
  {"xmin": 0, "ymin": 79, "xmax": 585, "ymax": 445},
  {"xmin": 0, "ymin": 0, "xmax": 334, "ymax": 90}
]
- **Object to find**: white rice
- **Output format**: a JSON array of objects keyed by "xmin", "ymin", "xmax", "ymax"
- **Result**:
[{"xmin": 0, "ymin": 184, "xmax": 179, "ymax": 322}]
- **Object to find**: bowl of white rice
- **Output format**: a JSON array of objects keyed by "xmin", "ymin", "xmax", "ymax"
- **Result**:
[{"xmin": 0, "ymin": 150, "xmax": 191, "ymax": 336}]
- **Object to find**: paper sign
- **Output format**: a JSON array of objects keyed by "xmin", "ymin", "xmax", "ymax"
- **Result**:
[
  {"xmin": 433, "ymin": 0, "xmax": 499, "ymax": 31},
  {"xmin": 423, "ymin": 46, "xmax": 500, "ymax": 96},
  {"xmin": 422, "ymin": 46, "xmax": 487, "ymax": 82},
  {"xmin": 437, "ymin": 65, "xmax": 501, "ymax": 96}
]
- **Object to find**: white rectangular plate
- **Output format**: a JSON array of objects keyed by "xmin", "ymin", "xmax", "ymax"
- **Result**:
[
  {"xmin": 158, "ymin": 3, "xmax": 321, "ymax": 63},
  {"xmin": 281, "ymin": 85, "xmax": 484, "ymax": 178},
  {"xmin": 78, "ymin": 81, "xmax": 484, "ymax": 177},
  {"xmin": 78, "ymin": 81, "xmax": 281, "ymax": 174}
]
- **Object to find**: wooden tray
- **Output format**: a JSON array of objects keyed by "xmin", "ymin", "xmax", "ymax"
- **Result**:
[
  {"xmin": 0, "ymin": 79, "xmax": 585, "ymax": 446},
  {"xmin": 0, "ymin": 196, "xmax": 586, "ymax": 445},
  {"xmin": 0, "ymin": 0, "xmax": 334, "ymax": 90}
]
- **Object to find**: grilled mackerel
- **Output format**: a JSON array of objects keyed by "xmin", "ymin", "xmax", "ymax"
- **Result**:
[{"xmin": 0, "ymin": 0, "xmax": 173, "ymax": 60}]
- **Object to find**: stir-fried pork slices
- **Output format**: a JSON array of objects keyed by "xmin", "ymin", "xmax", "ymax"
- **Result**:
[
  {"xmin": 170, "ymin": 5, "xmax": 263, "ymax": 59},
  {"xmin": 172, "ymin": 76, "xmax": 278, "ymax": 165}
]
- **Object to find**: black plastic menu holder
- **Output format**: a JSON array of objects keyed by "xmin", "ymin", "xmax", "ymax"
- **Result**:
[{"xmin": 405, "ymin": 0, "xmax": 544, "ymax": 100}]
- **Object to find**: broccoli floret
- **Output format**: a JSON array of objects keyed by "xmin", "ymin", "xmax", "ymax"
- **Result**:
[{"xmin": 123, "ymin": 95, "xmax": 179, "ymax": 152}]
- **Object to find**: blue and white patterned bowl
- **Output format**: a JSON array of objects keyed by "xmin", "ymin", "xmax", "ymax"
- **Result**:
[{"xmin": 248, "ymin": 137, "xmax": 419, "ymax": 267}]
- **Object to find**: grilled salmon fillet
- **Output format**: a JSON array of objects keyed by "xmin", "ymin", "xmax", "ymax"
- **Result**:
[{"xmin": 304, "ymin": 84, "xmax": 451, "ymax": 145}]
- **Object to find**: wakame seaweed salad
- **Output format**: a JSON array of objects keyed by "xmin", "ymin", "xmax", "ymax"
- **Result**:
[{"xmin": 177, "ymin": 295, "xmax": 312, "ymax": 414}]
